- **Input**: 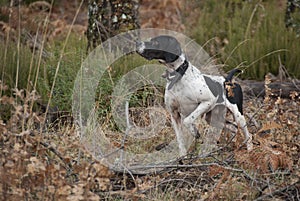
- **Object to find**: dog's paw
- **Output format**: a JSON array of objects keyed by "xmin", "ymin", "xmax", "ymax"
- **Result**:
[
  {"xmin": 243, "ymin": 138, "xmax": 253, "ymax": 151},
  {"xmin": 247, "ymin": 142, "xmax": 253, "ymax": 151},
  {"xmin": 179, "ymin": 150, "xmax": 187, "ymax": 157}
]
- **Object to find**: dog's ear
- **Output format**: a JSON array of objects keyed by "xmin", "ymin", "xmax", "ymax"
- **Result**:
[
  {"xmin": 164, "ymin": 52, "xmax": 180, "ymax": 63},
  {"xmin": 164, "ymin": 37, "xmax": 182, "ymax": 63}
]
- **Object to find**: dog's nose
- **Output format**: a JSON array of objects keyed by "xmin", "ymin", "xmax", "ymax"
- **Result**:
[{"xmin": 136, "ymin": 41, "xmax": 145, "ymax": 54}]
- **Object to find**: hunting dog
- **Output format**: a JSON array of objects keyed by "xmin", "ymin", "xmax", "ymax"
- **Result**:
[{"xmin": 136, "ymin": 35, "xmax": 253, "ymax": 156}]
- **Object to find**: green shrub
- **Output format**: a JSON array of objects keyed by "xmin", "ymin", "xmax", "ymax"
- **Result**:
[
  {"xmin": 0, "ymin": 40, "xmax": 47, "ymax": 121},
  {"xmin": 0, "ymin": 41, "xmax": 43, "ymax": 94},
  {"xmin": 0, "ymin": 33, "xmax": 87, "ymax": 112},
  {"xmin": 43, "ymin": 34, "xmax": 87, "ymax": 111},
  {"xmin": 95, "ymin": 54, "xmax": 160, "ymax": 125},
  {"xmin": 189, "ymin": 0, "xmax": 300, "ymax": 80}
]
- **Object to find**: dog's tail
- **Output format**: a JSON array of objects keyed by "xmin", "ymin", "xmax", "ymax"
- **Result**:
[{"xmin": 225, "ymin": 69, "xmax": 242, "ymax": 82}]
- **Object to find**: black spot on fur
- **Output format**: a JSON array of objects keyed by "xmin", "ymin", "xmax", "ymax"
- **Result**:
[
  {"xmin": 224, "ymin": 69, "xmax": 243, "ymax": 115},
  {"xmin": 225, "ymin": 82, "xmax": 243, "ymax": 115},
  {"xmin": 203, "ymin": 76, "xmax": 224, "ymax": 103}
]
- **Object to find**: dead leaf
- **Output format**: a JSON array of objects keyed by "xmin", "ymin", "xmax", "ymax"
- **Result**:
[
  {"xmin": 57, "ymin": 185, "xmax": 71, "ymax": 196},
  {"xmin": 27, "ymin": 157, "xmax": 46, "ymax": 174},
  {"xmin": 258, "ymin": 121, "xmax": 282, "ymax": 134}
]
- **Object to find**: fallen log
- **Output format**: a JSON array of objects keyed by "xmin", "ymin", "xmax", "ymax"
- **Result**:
[{"xmin": 241, "ymin": 80, "xmax": 300, "ymax": 99}]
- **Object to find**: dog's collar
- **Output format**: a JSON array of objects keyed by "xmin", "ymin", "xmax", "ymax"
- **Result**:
[
  {"xmin": 170, "ymin": 59, "xmax": 189, "ymax": 77},
  {"xmin": 167, "ymin": 60, "xmax": 189, "ymax": 90}
]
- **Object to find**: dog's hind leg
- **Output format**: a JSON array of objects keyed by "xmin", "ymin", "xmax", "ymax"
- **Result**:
[
  {"xmin": 185, "ymin": 123, "xmax": 201, "ymax": 139},
  {"xmin": 225, "ymin": 100, "xmax": 253, "ymax": 150}
]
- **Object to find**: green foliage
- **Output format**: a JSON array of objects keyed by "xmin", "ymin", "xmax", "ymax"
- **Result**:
[
  {"xmin": 190, "ymin": 0, "xmax": 300, "ymax": 80},
  {"xmin": 0, "ymin": 40, "xmax": 46, "ymax": 121},
  {"xmin": 0, "ymin": 41, "xmax": 41, "ymax": 94},
  {"xmin": 0, "ymin": 30, "xmax": 156, "ymax": 118},
  {"xmin": 0, "ymin": 0, "xmax": 8, "ymax": 6},
  {"xmin": 44, "ymin": 34, "xmax": 87, "ymax": 111},
  {"xmin": 95, "ymin": 54, "xmax": 160, "ymax": 125},
  {"xmin": 0, "ymin": 33, "xmax": 86, "ymax": 114}
]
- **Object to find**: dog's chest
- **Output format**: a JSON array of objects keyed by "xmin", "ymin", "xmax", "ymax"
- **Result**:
[
  {"xmin": 167, "ymin": 67, "xmax": 220, "ymax": 99},
  {"xmin": 165, "ymin": 66, "xmax": 226, "ymax": 116}
]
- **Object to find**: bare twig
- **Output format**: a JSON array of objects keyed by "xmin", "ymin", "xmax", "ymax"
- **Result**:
[
  {"xmin": 254, "ymin": 180, "xmax": 300, "ymax": 201},
  {"xmin": 39, "ymin": 141, "xmax": 72, "ymax": 172},
  {"xmin": 119, "ymin": 101, "xmax": 131, "ymax": 164},
  {"xmin": 139, "ymin": 178, "xmax": 196, "ymax": 194},
  {"xmin": 128, "ymin": 162, "xmax": 243, "ymax": 172}
]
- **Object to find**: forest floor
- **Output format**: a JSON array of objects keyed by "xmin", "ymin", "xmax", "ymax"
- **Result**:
[{"xmin": 0, "ymin": 0, "xmax": 299, "ymax": 200}]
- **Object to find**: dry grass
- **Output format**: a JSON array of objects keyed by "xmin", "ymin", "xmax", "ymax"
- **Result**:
[{"xmin": 0, "ymin": 0, "xmax": 300, "ymax": 200}]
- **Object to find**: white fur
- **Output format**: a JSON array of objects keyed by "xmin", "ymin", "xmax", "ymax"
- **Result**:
[
  {"xmin": 136, "ymin": 42, "xmax": 146, "ymax": 54},
  {"xmin": 164, "ymin": 54, "xmax": 253, "ymax": 156}
]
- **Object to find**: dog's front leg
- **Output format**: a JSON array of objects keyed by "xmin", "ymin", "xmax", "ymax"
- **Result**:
[
  {"xmin": 165, "ymin": 96, "xmax": 187, "ymax": 156},
  {"xmin": 170, "ymin": 116, "xmax": 187, "ymax": 156},
  {"xmin": 183, "ymin": 101, "xmax": 213, "ymax": 136}
]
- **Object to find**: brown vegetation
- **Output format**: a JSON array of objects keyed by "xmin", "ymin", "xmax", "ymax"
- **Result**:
[{"xmin": 0, "ymin": 0, "xmax": 299, "ymax": 200}]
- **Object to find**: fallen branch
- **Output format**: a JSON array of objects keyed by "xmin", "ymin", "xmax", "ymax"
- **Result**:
[
  {"xmin": 254, "ymin": 180, "xmax": 300, "ymax": 201},
  {"xmin": 242, "ymin": 80, "xmax": 300, "ymax": 98},
  {"xmin": 128, "ymin": 162, "xmax": 243, "ymax": 172}
]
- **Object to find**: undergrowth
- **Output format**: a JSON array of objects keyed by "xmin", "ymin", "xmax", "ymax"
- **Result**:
[
  {"xmin": 0, "ymin": 0, "xmax": 299, "ymax": 200},
  {"xmin": 1, "ymin": 77, "xmax": 299, "ymax": 200},
  {"xmin": 188, "ymin": 0, "xmax": 300, "ymax": 79}
]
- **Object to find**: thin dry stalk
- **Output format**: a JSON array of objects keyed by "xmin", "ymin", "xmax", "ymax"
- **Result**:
[
  {"xmin": 30, "ymin": 0, "xmax": 55, "ymax": 118},
  {"xmin": 15, "ymin": 2, "xmax": 21, "ymax": 91},
  {"xmin": 43, "ymin": 0, "xmax": 85, "ymax": 129},
  {"xmin": 26, "ymin": 25, "xmax": 41, "ymax": 92},
  {"xmin": 1, "ymin": 0, "xmax": 14, "ymax": 97},
  {"xmin": 245, "ymin": 1, "xmax": 264, "ymax": 39}
]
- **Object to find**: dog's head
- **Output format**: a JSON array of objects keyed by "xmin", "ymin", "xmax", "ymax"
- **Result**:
[{"xmin": 136, "ymin": 35, "xmax": 182, "ymax": 63}]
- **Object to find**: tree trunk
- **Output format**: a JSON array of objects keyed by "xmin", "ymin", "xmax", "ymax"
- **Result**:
[
  {"xmin": 86, "ymin": 0, "xmax": 140, "ymax": 52},
  {"xmin": 285, "ymin": 0, "xmax": 300, "ymax": 36}
]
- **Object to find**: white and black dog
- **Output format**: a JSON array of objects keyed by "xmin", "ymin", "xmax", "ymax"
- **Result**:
[{"xmin": 136, "ymin": 35, "xmax": 253, "ymax": 156}]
